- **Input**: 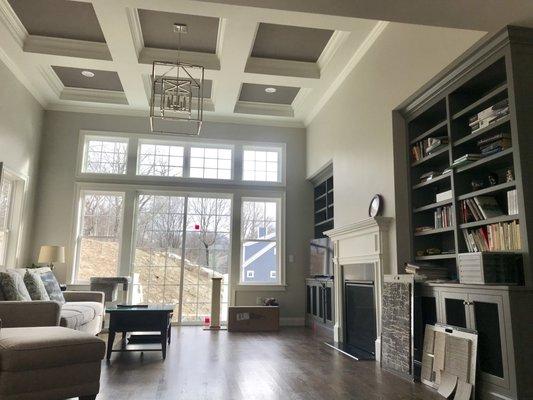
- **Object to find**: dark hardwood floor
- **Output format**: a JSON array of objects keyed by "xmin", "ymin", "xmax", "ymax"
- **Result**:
[{"xmin": 98, "ymin": 327, "xmax": 440, "ymax": 400}]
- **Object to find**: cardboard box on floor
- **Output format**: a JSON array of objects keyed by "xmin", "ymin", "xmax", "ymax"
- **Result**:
[{"xmin": 227, "ymin": 306, "xmax": 280, "ymax": 332}]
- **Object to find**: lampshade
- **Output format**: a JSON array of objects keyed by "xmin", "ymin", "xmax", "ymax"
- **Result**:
[{"xmin": 38, "ymin": 245, "xmax": 65, "ymax": 264}]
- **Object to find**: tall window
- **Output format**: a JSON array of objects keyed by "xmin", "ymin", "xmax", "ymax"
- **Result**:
[
  {"xmin": 75, "ymin": 191, "xmax": 124, "ymax": 282},
  {"xmin": 190, "ymin": 147, "xmax": 232, "ymax": 180},
  {"xmin": 241, "ymin": 198, "xmax": 280, "ymax": 284},
  {"xmin": 82, "ymin": 137, "xmax": 128, "ymax": 174},
  {"xmin": 137, "ymin": 141, "xmax": 184, "ymax": 177},
  {"xmin": 0, "ymin": 174, "xmax": 14, "ymax": 266},
  {"xmin": 242, "ymin": 148, "xmax": 280, "ymax": 182}
]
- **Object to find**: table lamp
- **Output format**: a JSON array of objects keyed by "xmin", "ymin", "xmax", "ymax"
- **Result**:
[{"xmin": 38, "ymin": 245, "xmax": 65, "ymax": 270}]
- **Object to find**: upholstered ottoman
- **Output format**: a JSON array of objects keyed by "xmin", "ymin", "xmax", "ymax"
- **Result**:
[{"xmin": 0, "ymin": 326, "xmax": 106, "ymax": 400}]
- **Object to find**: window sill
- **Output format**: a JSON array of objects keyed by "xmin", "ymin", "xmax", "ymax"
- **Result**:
[{"xmin": 235, "ymin": 284, "xmax": 287, "ymax": 292}]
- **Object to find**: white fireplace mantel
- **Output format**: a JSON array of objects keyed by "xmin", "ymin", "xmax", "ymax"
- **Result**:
[{"xmin": 325, "ymin": 216, "xmax": 393, "ymax": 360}]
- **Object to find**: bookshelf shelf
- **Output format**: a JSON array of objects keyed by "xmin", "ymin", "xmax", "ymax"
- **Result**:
[
  {"xmin": 410, "ymin": 120, "xmax": 448, "ymax": 144},
  {"xmin": 415, "ymin": 254, "xmax": 457, "ymax": 261},
  {"xmin": 453, "ymin": 115, "xmax": 511, "ymax": 147},
  {"xmin": 316, "ymin": 218, "xmax": 334, "ymax": 227},
  {"xmin": 452, "ymin": 82, "xmax": 508, "ymax": 120},
  {"xmin": 413, "ymin": 199, "xmax": 453, "ymax": 213},
  {"xmin": 313, "ymin": 172, "xmax": 333, "ymax": 238},
  {"xmin": 457, "ymin": 181, "xmax": 516, "ymax": 201},
  {"xmin": 455, "ymin": 147, "xmax": 513, "ymax": 173},
  {"xmin": 412, "ymin": 173, "xmax": 451, "ymax": 190},
  {"xmin": 459, "ymin": 214, "xmax": 519, "ymax": 229},
  {"xmin": 411, "ymin": 146, "xmax": 449, "ymax": 167},
  {"xmin": 414, "ymin": 226, "xmax": 455, "ymax": 237}
]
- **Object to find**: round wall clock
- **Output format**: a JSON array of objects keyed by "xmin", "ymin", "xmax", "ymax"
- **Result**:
[{"xmin": 368, "ymin": 194, "xmax": 383, "ymax": 217}]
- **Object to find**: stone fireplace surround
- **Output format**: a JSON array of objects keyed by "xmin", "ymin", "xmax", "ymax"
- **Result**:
[{"xmin": 325, "ymin": 217, "xmax": 392, "ymax": 361}]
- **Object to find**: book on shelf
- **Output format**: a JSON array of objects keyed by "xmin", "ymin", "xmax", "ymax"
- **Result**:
[
  {"xmin": 405, "ymin": 262, "xmax": 449, "ymax": 282},
  {"xmin": 462, "ymin": 220, "xmax": 521, "ymax": 252},
  {"xmin": 470, "ymin": 107, "xmax": 509, "ymax": 133},
  {"xmin": 507, "ymin": 189, "xmax": 518, "ymax": 215},
  {"xmin": 436, "ymin": 189, "xmax": 452, "ymax": 202},
  {"xmin": 434, "ymin": 205, "xmax": 453, "ymax": 229},
  {"xmin": 415, "ymin": 226, "xmax": 435, "ymax": 233},
  {"xmin": 477, "ymin": 132, "xmax": 511, "ymax": 147},
  {"xmin": 460, "ymin": 196, "xmax": 504, "ymax": 223},
  {"xmin": 451, "ymin": 153, "xmax": 483, "ymax": 167},
  {"xmin": 411, "ymin": 136, "xmax": 448, "ymax": 162},
  {"xmin": 468, "ymin": 98, "xmax": 509, "ymax": 125}
]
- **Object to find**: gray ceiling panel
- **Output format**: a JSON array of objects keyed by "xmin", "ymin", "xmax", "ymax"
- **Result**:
[
  {"xmin": 239, "ymin": 83, "xmax": 299, "ymax": 105},
  {"xmin": 138, "ymin": 9, "xmax": 219, "ymax": 53},
  {"xmin": 251, "ymin": 23, "xmax": 333, "ymax": 62},
  {"xmin": 52, "ymin": 66, "xmax": 123, "ymax": 91},
  {"xmin": 8, "ymin": 0, "xmax": 106, "ymax": 42}
]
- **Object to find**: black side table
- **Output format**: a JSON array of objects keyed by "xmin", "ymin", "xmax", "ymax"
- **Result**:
[{"xmin": 105, "ymin": 304, "xmax": 174, "ymax": 361}]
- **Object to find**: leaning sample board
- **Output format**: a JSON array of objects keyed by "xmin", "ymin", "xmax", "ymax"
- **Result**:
[
  {"xmin": 381, "ymin": 274, "xmax": 414, "ymax": 379},
  {"xmin": 421, "ymin": 324, "xmax": 478, "ymax": 400}
]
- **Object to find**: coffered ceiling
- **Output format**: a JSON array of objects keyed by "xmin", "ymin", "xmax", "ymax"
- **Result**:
[{"xmin": 0, "ymin": 0, "xmax": 389, "ymax": 127}]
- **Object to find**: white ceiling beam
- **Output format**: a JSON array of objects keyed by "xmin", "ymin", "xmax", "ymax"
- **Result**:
[{"xmin": 91, "ymin": 0, "xmax": 148, "ymax": 108}]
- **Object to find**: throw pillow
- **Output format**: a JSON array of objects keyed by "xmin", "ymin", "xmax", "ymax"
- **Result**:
[
  {"xmin": 38, "ymin": 271, "xmax": 65, "ymax": 304},
  {"xmin": 24, "ymin": 270, "xmax": 51, "ymax": 301},
  {"xmin": 0, "ymin": 271, "xmax": 32, "ymax": 301}
]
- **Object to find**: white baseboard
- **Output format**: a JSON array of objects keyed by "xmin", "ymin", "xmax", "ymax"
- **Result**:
[{"xmin": 280, "ymin": 317, "xmax": 305, "ymax": 326}]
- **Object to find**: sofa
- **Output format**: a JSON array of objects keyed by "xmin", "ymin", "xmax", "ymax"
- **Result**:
[
  {"xmin": 0, "ymin": 268, "xmax": 104, "ymax": 335},
  {"xmin": 0, "ymin": 301, "xmax": 106, "ymax": 400}
]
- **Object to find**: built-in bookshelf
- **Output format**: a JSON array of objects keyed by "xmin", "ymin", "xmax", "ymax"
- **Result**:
[
  {"xmin": 313, "ymin": 175, "xmax": 334, "ymax": 238},
  {"xmin": 394, "ymin": 26, "xmax": 533, "ymax": 286}
]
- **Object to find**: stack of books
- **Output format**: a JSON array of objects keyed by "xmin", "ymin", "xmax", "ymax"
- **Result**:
[
  {"xmin": 435, "ymin": 205, "xmax": 453, "ymax": 228},
  {"xmin": 451, "ymin": 153, "xmax": 483, "ymax": 168},
  {"xmin": 507, "ymin": 189, "xmax": 518, "ymax": 215},
  {"xmin": 459, "ymin": 196, "xmax": 504, "ymax": 223},
  {"xmin": 469, "ymin": 98, "xmax": 509, "ymax": 133},
  {"xmin": 477, "ymin": 133, "xmax": 511, "ymax": 156},
  {"xmin": 411, "ymin": 136, "xmax": 448, "ymax": 162},
  {"xmin": 462, "ymin": 221, "xmax": 521, "ymax": 252},
  {"xmin": 405, "ymin": 262, "xmax": 449, "ymax": 282}
]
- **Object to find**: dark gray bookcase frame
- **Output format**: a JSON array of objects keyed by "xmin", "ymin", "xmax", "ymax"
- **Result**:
[{"xmin": 393, "ymin": 26, "xmax": 533, "ymax": 287}]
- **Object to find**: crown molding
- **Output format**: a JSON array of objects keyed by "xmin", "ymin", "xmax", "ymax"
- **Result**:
[
  {"xmin": 0, "ymin": 0, "xmax": 27, "ymax": 48},
  {"xmin": 245, "ymin": 56, "xmax": 320, "ymax": 79},
  {"xmin": 234, "ymin": 100, "xmax": 293, "ymax": 117},
  {"xmin": 60, "ymin": 87, "xmax": 128, "ymax": 105},
  {"xmin": 126, "ymin": 7, "xmax": 144, "ymax": 58},
  {"xmin": 291, "ymin": 87, "xmax": 311, "ymax": 112},
  {"xmin": 24, "ymin": 35, "xmax": 112, "ymax": 60},
  {"xmin": 304, "ymin": 21, "xmax": 389, "ymax": 126},
  {"xmin": 38, "ymin": 65, "xmax": 63, "ymax": 98},
  {"xmin": 317, "ymin": 30, "xmax": 349, "ymax": 71},
  {"xmin": 139, "ymin": 47, "xmax": 221, "ymax": 70}
]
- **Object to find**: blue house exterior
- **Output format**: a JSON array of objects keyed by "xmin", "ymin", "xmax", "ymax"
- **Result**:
[{"xmin": 242, "ymin": 229, "xmax": 277, "ymax": 283}]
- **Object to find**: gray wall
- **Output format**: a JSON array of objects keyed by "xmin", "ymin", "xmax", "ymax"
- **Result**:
[
  {"xmin": 0, "ymin": 58, "xmax": 43, "ymax": 266},
  {"xmin": 32, "ymin": 111, "xmax": 312, "ymax": 320},
  {"xmin": 306, "ymin": 23, "xmax": 485, "ymax": 272}
]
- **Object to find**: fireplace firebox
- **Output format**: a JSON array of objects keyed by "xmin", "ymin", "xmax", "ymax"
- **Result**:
[{"xmin": 344, "ymin": 281, "xmax": 376, "ymax": 359}]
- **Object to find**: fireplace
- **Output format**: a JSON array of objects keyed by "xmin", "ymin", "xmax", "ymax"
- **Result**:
[
  {"xmin": 344, "ymin": 280, "xmax": 376, "ymax": 359},
  {"xmin": 325, "ymin": 217, "xmax": 392, "ymax": 361}
]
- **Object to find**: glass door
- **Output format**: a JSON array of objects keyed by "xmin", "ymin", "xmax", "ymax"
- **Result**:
[
  {"xmin": 182, "ymin": 196, "xmax": 231, "ymax": 323},
  {"xmin": 132, "ymin": 194, "xmax": 185, "ymax": 321},
  {"xmin": 132, "ymin": 193, "xmax": 231, "ymax": 324}
]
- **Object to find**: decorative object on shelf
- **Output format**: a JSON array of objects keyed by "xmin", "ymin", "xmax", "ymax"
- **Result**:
[
  {"xmin": 470, "ymin": 178, "xmax": 485, "ymax": 191},
  {"xmin": 149, "ymin": 23, "xmax": 204, "ymax": 136},
  {"xmin": 488, "ymin": 172, "xmax": 499, "ymax": 186},
  {"xmin": 506, "ymin": 168, "xmax": 514, "ymax": 182},
  {"xmin": 426, "ymin": 248, "xmax": 442, "ymax": 255},
  {"xmin": 368, "ymin": 194, "xmax": 383, "ymax": 217},
  {"xmin": 37, "ymin": 245, "xmax": 65, "ymax": 270}
]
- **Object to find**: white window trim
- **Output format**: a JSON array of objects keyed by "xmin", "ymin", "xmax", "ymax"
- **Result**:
[
  {"xmin": 238, "ymin": 195, "xmax": 285, "ymax": 287},
  {"xmin": 78, "ymin": 134, "xmax": 130, "ymax": 177},
  {"xmin": 0, "ymin": 164, "xmax": 27, "ymax": 268},
  {"xmin": 241, "ymin": 145, "xmax": 284, "ymax": 185},
  {"xmin": 71, "ymin": 188, "xmax": 126, "ymax": 284},
  {"xmin": 76, "ymin": 130, "xmax": 286, "ymax": 188}
]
